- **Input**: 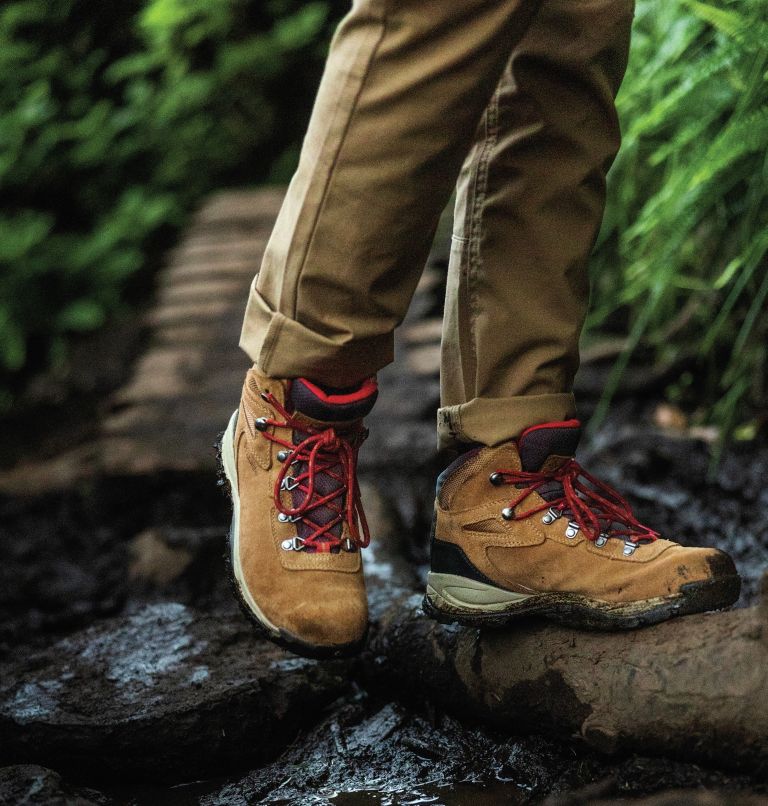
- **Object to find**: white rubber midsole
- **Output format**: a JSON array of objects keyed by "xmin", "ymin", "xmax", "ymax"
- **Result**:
[
  {"xmin": 426, "ymin": 572, "xmax": 534, "ymax": 612},
  {"xmin": 221, "ymin": 410, "xmax": 280, "ymax": 636}
]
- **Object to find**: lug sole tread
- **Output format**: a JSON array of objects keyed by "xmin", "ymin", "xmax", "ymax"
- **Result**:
[{"xmin": 423, "ymin": 573, "xmax": 741, "ymax": 631}]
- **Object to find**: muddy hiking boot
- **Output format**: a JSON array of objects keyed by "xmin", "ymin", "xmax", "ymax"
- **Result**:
[
  {"xmin": 218, "ymin": 366, "xmax": 378, "ymax": 658},
  {"xmin": 424, "ymin": 419, "xmax": 741, "ymax": 630}
]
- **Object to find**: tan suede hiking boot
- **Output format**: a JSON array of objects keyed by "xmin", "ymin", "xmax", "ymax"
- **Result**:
[
  {"xmin": 424, "ymin": 420, "xmax": 740, "ymax": 629},
  {"xmin": 218, "ymin": 366, "xmax": 378, "ymax": 658}
]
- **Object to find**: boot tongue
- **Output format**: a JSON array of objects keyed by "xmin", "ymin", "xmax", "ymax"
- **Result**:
[
  {"xmin": 517, "ymin": 419, "xmax": 581, "ymax": 471},
  {"xmin": 289, "ymin": 377, "xmax": 378, "ymax": 423},
  {"xmin": 286, "ymin": 378, "xmax": 377, "ymax": 552}
]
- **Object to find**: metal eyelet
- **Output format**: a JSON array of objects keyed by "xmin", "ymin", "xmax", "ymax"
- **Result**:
[
  {"xmin": 542, "ymin": 507, "xmax": 562, "ymax": 525},
  {"xmin": 623, "ymin": 540, "xmax": 638, "ymax": 556},
  {"xmin": 281, "ymin": 537, "xmax": 305, "ymax": 551},
  {"xmin": 341, "ymin": 538, "xmax": 356, "ymax": 552},
  {"xmin": 276, "ymin": 450, "xmax": 290, "ymax": 462},
  {"xmin": 595, "ymin": 533, "xmax": 609, "ymax": 548},
  {"xmin": 280, "ymin": 476, "xmax": 300, "ymax": 491},
  {"xmin": 277, "ymin": 512, "xmax": 301, "ymax": 523},
  {"xmin": 565, "ymin": 521, "xmax": 580, "ymax": 539},
  {"xmin": 254, "ymin": 417, "xmax": 269, "ymax": 432},
  {"xmin": 489, "ymin": 472, "xmax": 504, "ymax": 486},
  {"xmin": 501, "ymin": 507, "xmax": 514, "ymax": 521}
]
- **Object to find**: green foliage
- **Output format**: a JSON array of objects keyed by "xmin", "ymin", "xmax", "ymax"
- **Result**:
[
  {"xmin": 589, "ymin": 0, "xmax": 768, "ymax": 438},
  {"xmin": 0, "ymin": 0, "xmax": 342, "ymax": 400},
  {"xmin": 3, "ymin": 0, "xmax": 766, "ymax": 439}
]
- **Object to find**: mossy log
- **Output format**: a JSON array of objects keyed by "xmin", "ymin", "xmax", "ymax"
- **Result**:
[{"xmin": 368, "ymin": 585, "xmax": 768, "ymax": 775}]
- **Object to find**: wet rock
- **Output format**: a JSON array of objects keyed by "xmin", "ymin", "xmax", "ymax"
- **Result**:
[
  {"xmin": 0, "ymin": 764, "xmax": 108, "ymax": 806},
  {"xmin": 202, "ymin": 696, "xmax": 761, "ymax": 806},
  {"xmin": 0, "ymin": 482, "xmax": 237, "ymax": 658},
  {"xmin": 0, "ymin": 492, "xmax": 128, "ymax": 656},
  {"xmin": 201, "ymin": 700, "xmax": 584, "ymax": 805},
  {"xmin": 0, "ymin": 603, "xmax": 353, "ymax": 782}
]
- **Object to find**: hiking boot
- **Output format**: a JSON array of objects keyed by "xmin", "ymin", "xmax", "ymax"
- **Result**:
[
  {"xmin": 218, "ymin": 366, "xmax": 378, "ymax": 658},
  {"xmin": 424, "ymin": 419, "xmax": 740, "ymax": 629}
]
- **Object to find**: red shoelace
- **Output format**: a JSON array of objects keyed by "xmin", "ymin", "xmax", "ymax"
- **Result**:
[
  {"xmin": 493, "ymin": 458, "xmax": 658, "ymax": 544},
  {"xmin": 257, "ymin": 392, "xmax": 370, "ymax": 553}
]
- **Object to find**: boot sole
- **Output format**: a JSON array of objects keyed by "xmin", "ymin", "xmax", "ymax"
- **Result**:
[
  {"xmin": 217, "ymin": 410, "xmax": 365, "ymax": 660},
  {"xmin": 422, "ymin": 570, "xmax": 741, "ymax": 631}
]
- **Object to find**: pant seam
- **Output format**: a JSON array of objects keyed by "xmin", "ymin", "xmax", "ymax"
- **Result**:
[
  {"xmin": 260, "ymin": 310, "xmax": 286, "ymax": 375},
  {"xmin": 466, "ymin": 89, "xmax": 501, "ymax": 387}
]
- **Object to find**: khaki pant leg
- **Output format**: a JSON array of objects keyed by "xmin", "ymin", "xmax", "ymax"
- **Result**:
[
  {"xmin": 439, "ymin": 0, "xmax": 634, "ymax": 449},
  {"xmin": 240, "ymin": 0, "xmax": 542, "ymax": 386}
]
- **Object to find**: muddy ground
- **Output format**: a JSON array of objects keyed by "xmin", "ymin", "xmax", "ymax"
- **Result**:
[
  {"xmin": 3, "ymin": 395, "xmax": 768, "ymax": 804},
  {"xmin": 2, "ymin": 198, "xmax": 767, "ymax": 804}
]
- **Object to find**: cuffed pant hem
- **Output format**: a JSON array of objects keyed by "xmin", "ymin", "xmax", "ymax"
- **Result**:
[
  {"xmin": 239, "ymin": 280, "xmax": 394, "ymax": 385},
  {"xmin": 437, "ymin": 392, "xmax": 577, "ymax": 451}
]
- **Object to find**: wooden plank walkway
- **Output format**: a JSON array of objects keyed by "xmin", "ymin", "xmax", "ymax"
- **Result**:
[
  {"xmin": 99, "ymin": 187, "xmax": 445, "ymax": 478},
  {"xmin": 0, "ymin": 188, "xmax": 443, "ymax": 493},
  {"xmin": 99, "ymin": 189, "xmax": 285, "ymax": 476}
]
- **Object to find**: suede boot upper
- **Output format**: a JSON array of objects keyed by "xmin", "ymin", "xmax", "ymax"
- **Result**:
[
  {"xmin": 227, "ymin": 366, "xmax": 377, "ymax": 653},
  {"xmin": 430, "ymin": 420, "xmax": 739, "ymax": 613}
]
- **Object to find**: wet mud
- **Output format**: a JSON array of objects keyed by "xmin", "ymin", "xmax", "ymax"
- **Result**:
[
  {"xmin": 2, "ymin": 242, "xmax": 767, "ymax": 802},
  {"xmin": 3, "ymin": 425, "xmax": 768, "ymax": 803},
  {"xmin": 10, "ymin": 693, "xmax": 758, "ymax": 805},
  {"xmin": 197, "ymin": 696, "xmax": 762, "ymax": 806}
]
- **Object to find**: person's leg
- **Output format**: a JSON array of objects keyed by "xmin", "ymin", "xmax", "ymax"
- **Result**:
[
  {"xmin": 426, "ymin": 0, "xmax": 741, "ymax": 629},
  {"xmin": 439, "ymin": 0, "xmax": 632, "ymax": 449},
  {"xmin": 240, "ymin": 0, "xmax": 541, "ymax": 387},
  {"xmin": 228, "ymin": 0, "xmax": 544, "ymax": 658}
]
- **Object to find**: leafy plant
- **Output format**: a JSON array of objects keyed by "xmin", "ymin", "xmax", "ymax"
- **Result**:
[
  {"xmin": 589, "ymin": 0, "xmax": 768, "ymax": 440},
  {"xmin": 2, "ymin": 0, "xmax": 766, "ymax": 440},
  {"xmin": 0, "ymin": 0, "xmax": 344, "ymax": 407}
]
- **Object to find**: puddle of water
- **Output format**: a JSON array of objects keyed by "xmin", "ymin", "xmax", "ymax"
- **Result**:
[
  {"xmin": 108, "ymin": 776, "xmax": 229, "ymax": 805},
  {"xmin": 330, "ymin": 781, "xmax": 527, "ymax": 806},
  {"xmin": 109, "ymin": 778, "xmax": 529, "ymax": 806}
]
